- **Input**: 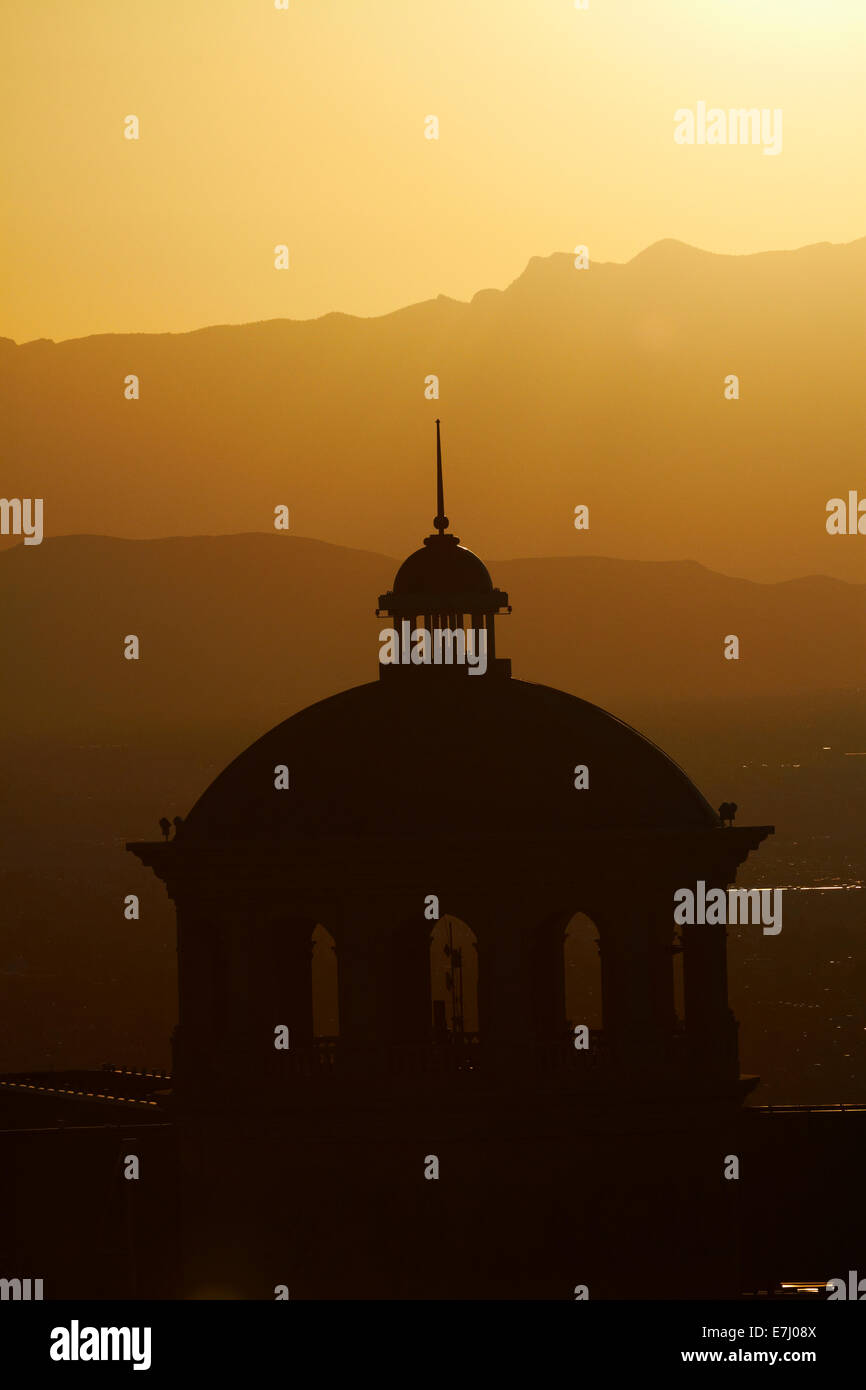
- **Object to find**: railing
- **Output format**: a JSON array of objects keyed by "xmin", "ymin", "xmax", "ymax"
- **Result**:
[
  {"xmin": 283, "ymin": 1034, "xmax": 483, "ymax": 1079},
  {"xmin": 531, "ymin": 1030, "xmax": 609, "ymax": 1077},
  {"xmin": 279, "ymin": 1031, "xmax": 620, "ymax": 1081}
]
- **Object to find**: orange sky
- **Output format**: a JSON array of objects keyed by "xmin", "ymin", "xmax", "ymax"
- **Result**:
[{"xmin": 2, "ymin": 0, "xmax": 864, "ymax": 343}]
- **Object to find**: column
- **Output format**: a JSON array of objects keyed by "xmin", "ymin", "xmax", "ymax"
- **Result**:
[{"xmin": 681, "ymin": 876, "xmax": 740, "ymax": 1084}]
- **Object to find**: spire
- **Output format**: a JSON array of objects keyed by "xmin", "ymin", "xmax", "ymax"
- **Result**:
[{"xmin": 433, "ymin": 418, "xmax": 449, "ymax": 534}]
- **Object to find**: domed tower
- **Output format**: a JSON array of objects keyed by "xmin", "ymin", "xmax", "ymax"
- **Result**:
[
  {"xmin": 376, "ymin": 419, "xmax": 512, "ymax": 677},
  {"xmin": 128, "ymin": 426, "xmax": 773, "ymax": 1298}
]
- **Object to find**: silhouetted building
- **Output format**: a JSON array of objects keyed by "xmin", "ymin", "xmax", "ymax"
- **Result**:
[
  {"xmin": 126, "ymin": 427, "xmax": 777, "ymax": 1298},
  {"xmin": 3, "ymin": 429, "xmax": 864, "ymax": 1300}
]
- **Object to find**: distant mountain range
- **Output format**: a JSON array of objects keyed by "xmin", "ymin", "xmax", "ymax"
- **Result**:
[
  {"xmin": 2, "ymin": 534, "xmax": 863, "ymax": 743},
  {"xmin": 3, "ymin": 237, "xmax": 865, "ymax": 581}
]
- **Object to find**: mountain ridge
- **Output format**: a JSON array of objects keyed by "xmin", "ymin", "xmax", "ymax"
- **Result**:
[
  {"xmin": 4, "ymin": 236, "xmax": 864, "ymax": 584},
  {"xmin": 5, "ymin": 236, "xmax": 864, "ymax": 347},
  {"xmin": 7, "ymin": 529, "xmax": 865, "ymax": 590},
  {"xmin": 3, "ymin": 535, "xmax": 864, "ymax": 747}
]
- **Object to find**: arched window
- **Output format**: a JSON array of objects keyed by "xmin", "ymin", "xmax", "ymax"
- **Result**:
[
  {"xmin": 563, "ymin": 911, "xmax": 603, "ymax": 1033},
  {"xmin": 429, "ymin": 916, "xmax": 479, "ymax": 1037},
  {"xmin": 311, "ymin": 924, "xmax": 339, "ymax": 1039}
]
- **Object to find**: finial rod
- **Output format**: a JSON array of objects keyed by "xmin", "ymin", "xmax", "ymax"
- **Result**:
[{"xmin": 433, "ymin": 418, "xmax": 449, "ymax": 533}]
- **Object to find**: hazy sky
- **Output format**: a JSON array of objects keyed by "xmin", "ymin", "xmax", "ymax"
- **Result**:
[{"xmin": 3, "ymin": 0, "xmax": 864, "ymax": 342}]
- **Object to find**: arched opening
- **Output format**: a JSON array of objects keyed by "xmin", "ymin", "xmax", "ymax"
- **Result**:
[
  {"xmin": 563, "ymin": 912, "xmax": 603, "ymax": 1035},
  {"xmin": 429, "ymin": 916, "xmax": 479, "ymax": 1038},
  {"xmin": 311, "ymin": 924, "xmax": 339, "ymax": 1040}
]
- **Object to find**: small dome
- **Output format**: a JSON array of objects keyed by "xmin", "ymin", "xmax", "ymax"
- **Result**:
[{"xmin": 392, "ymin": 534, "xmax": 494, "ymax": 598}]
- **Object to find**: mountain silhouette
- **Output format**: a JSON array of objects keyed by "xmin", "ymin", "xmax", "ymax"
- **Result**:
[
  {"xmin": 3, "ymin": 237, "xmax": 864, "ymax": 581},
  {"xmin": 2, "ymin": 534, "xmax": 864, "ymax": 742}
]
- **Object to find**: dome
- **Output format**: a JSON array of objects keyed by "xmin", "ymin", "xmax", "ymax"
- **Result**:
[
  {"xmin": 182, "ymin": 677, "xmax": 717, "ymax": 842},
  {"xmin": 392, "ymin": 534, "xmax": 494, "ymax": 598},
  {"xmin": 378, "ymin": 421, "xmax": 508, "ymax": 618}
]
